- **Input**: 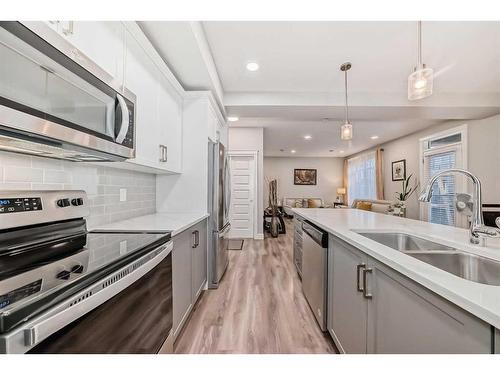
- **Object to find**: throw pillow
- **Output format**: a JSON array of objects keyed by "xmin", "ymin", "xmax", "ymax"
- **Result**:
[
  {"xmin": 371, "ymin": 203, "xmax": 389, "ymax": 214},
  {"xmin": 294, "ymin": 199, "xmax": 303, "ymax": 208},
  {"xmin": 308, "ymin": 199, "xmax": 321, "ymax": 208},
  {"xmin": 356, "ymin": 201, "xmax": 373, "ymax": 211}
]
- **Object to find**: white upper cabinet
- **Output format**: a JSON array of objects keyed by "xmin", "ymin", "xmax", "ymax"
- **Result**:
[
  {"xmin": 123, "ymin": 29, "xmax": 160, "ymax": 168},
  {"xmin": 35, "ymin": 21, "xmax": 184, "ymax": 174},
  {"xmin": 123, "ymin": 26, "xmax": 183, "ymax": 174},
  {"xmin": 157, "ymin": 71, "xmax": 183, "ymax": 172},
  {"xmin": 62, "ymin": 22, "xmax": 125, "ymax": 88},
  {"xmin": 41, "ymin": 21, "xmax": 125, "ymax": 89}
]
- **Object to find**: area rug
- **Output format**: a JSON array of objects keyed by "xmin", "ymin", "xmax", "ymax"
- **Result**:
[{"xmin": 228, "ymin": 239, "xmax": 244, "ymax": 250}]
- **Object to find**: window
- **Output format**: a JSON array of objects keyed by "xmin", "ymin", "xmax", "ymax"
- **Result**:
[
  {"xmin": 424, "ymin": 150, "xmax": 457, "ymax": 226},
  {"xmin": 420, "ymin": 125, "xmax": 467, "ymax": 227},
  {"xmin": 347, "ymin": 151, "xmax": 376, "ymax": 205}
]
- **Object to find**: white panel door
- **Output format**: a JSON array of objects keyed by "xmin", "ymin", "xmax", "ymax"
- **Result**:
[{"xmin": 228, "ymin": 155, "xmax": 255, "ymax": 239}]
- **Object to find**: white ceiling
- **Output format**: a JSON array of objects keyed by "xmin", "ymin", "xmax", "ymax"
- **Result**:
[
  {"xmin": 142, "ymin": 21, "xmax": 500, "ymax": 157},
  {"xmin": 202, "ymin": 21, "xmax": 500, "ymax": 94}
]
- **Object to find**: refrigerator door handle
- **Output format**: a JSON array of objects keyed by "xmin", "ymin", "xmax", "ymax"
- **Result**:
[{"xmin": 224, "ymin": 157, "xmax": 231, "ymax": 220}]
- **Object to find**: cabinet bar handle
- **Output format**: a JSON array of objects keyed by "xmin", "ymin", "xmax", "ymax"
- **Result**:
[
  {"xmin": 159, "ymin": 145, "xmax": 168, "ymax": 162},
  {"xmin": 159, "ymin": 145, "xmax": 164, "ymax": 162},
  {"xmin": 191, "ymin": 231, "xmax": 197, "ymax": 248},
  {"xmin": 356, "ymin": 263, "xmax": 366, "ymax": 292},
  {"xmin": 362, "ymin": 268, "xmax": 373, "ymax": 299}
]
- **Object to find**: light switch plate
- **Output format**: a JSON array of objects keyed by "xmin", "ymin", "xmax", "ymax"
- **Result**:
[{"xmin": 119, "ymin": 188, "xmax": 127, "ymax": 202}]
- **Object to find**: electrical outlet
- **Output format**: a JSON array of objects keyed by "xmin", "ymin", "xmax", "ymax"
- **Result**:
[{"xmin": 119, "ymin": 188, "xmax": 127, "ymax": 202}]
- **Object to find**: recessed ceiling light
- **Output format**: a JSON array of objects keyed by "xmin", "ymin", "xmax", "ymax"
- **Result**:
[
  {"xmin": 371, "ymin": 135, "xmax": 379, "ymax": 140},
  {"xmin": 291, "ymin": 150, "xmax": 296, "ymax": 154},
  {"xmin": 304, "ymin": 135, "xmax": 312, "ymax": 140},
  {"xmin": 339, "ymin": 150, "xmax": 345, "ymax": 154},
  {"xmin": 246, "ymin": 62, "xmax": 259, "ymax": 72},
  {"xmin": 228, "ymin": 116, "xmax": 239, "ymax": 122}
]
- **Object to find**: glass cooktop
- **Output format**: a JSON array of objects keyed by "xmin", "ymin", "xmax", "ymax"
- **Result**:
[{"xmin": 0, "ymin": 229, "xmax": 171, "ymax": 333}]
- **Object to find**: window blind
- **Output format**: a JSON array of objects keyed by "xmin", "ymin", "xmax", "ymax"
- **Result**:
[
  {"xmin": 423, "ymin": 150, "xmax": 457, "ymax": 226},
  {"xmin": 347, "ymin": 152, "xmax": 376, "ymax": 205}
]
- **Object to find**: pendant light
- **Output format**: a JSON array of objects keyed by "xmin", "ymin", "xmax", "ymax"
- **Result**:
[
  {"xmin": 340, "ymin": 62, "xmax": 353, "ymax": 141},
  {"xmin": 408, "ymin": 21, "xmax": 433, "ymax": 100}
]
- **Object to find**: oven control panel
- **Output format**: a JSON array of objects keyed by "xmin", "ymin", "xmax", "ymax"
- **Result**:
[
  {"xmin": 0, "ymin": 190, "xmax": 89, "ymax": 231},
  {"xmin": 0, "ymin": 280, "xmax": 42, "ymax": 309},
  {"xmin": 0, "ymin": 197, "xmax": 42, "ymax": 214}
]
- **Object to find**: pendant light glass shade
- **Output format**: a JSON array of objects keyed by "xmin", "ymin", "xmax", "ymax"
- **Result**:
[
  {"xmin": 408, "ymin": 21, "xmax": 433, "ymax": 101},
  {"xmin": 408, "ymin": 66, "xmax": 433, "ymax": 100},
  {"xmin": 340, "ymin": 121, "xmax": 353, "ymax": 140},
  {"xmin": 340, "ymin": 62, "xmax": 353, "ymax": 141}
]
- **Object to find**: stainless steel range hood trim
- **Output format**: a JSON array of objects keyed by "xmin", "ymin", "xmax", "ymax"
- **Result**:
[{"xmin": 0, "ymin": 104, "xmax": 134, "ymax": 160}]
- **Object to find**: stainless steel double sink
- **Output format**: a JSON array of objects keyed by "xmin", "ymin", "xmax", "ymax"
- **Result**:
[{"xmin": 357, "ymin": 232, "xmax": 500, "ymax": 286}]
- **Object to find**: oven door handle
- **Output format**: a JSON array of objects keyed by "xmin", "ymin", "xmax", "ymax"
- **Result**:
[
  {"xmin": 21, "ymin": 241, "xmax": 172, "ymax": 351},
  {"xmin": 115, "ymin": 94, "xmax": 130, "ymax": 144}
]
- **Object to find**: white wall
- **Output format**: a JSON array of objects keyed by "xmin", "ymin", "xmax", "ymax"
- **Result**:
[
  {"xmin": 228, "ymin": 127, "xmax": 264, "ymax": 238},
  {"xmin": 264, "ymin": 157, "xmax": 344, "ymax": 206},
  {"xmin": 349, "ymin": 113, "xmax": 500, "ymax": 220}
]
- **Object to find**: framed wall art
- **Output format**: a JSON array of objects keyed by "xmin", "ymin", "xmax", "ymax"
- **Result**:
[{"xmin": 294, "ymin": 169, "xmax": 317, "ymax": 185}]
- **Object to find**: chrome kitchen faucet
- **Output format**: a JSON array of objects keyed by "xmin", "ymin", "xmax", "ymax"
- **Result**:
[{"xmin": 419, "ymin": 169, "xmax": 500, "ymax": 246}]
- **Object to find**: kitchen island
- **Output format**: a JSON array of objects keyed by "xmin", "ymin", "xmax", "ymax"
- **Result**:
[{"xmin": 293, "ymin": 208, "xmax": 500, "ymax": 354}]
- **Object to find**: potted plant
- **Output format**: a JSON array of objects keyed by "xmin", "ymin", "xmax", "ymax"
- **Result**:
[{"xmin": 394, "ymin": 173, "xmax": 419, "ymax": 217}]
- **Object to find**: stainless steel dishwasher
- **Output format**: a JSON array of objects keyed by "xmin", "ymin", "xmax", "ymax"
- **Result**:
[{"xmin": 302, "ymin": 220, "xmax": 328, "ymax": 331}]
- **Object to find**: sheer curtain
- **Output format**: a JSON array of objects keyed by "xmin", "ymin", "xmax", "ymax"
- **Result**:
[
  {"xmin": 375, "ymin": 148, "xmax": 385, "ymax": 200},
  {"xmin": 347, "ymin": 151, "xmax": 377, "ymax": 205}
]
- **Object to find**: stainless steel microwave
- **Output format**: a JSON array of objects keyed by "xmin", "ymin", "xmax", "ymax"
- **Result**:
[{"xmin": 0, "ymin": 22, "xmax": 135, "ymax": 161}]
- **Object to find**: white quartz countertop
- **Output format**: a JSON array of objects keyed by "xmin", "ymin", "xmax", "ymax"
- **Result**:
[
  {"xmin": 293, "ymin": 208, "xmax": 500, "ymax": 329},
  {"xmin": 92, "ymin": 212, "xmax": 209, "ymax": 237}
]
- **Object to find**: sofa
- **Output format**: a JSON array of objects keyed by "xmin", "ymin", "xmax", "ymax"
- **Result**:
[
  {"xmin": 282, "ymin": 197, "xmax": 328, "ymax": 217},
  {"xmin": 350, "ymin": 198, "xmax": 393, "ymax": 214}
]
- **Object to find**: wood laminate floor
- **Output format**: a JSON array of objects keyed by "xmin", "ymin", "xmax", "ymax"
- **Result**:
[{"xmin": 174, "ymin": 219, "xmax": 337, "ymax": 354}]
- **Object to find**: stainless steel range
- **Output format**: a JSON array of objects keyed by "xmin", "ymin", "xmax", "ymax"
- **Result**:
[{"xmin": 0, "ymin": 190, "xmax": 172, "ymax": 354}]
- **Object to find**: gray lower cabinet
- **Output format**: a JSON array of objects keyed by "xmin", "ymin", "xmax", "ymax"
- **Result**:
[
  {"xmin": 191, "ymin": 220, "xmax": 207, "ymax": 300},
  {"xmin": 328, "ymin": 234, "xmax": 493, "ymax": 354},
  {"xmin": 293, "ymin": 215, "xmax": 304, "ymax": 276},
  {"xmin": 366, "ymin": 258, "xmax": 491, "ymax": 353},
  {"xmin": 172, "ymin": 219, "xmax": 208, "ymax": 340},
  {"xmin": 495, "ymin": 329, "xmax": 500, "ymax": 354},
  {"xmin": 328, "ymin": 235, "xmax": 368, "ymax": 353}
]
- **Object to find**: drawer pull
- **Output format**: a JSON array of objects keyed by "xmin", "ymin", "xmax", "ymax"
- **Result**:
[
  {"xmin": 356, "ymin": 263, "xmax": 366, "ymax": 292},
  {"xmin": 362, "ymin": 268, "xmax": 373, "ymax": 299}
]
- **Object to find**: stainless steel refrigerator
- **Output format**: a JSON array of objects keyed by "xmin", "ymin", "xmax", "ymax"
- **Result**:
[{"xmin": 208, "ymin": 141, "xmax": 231, "ymax": 288}]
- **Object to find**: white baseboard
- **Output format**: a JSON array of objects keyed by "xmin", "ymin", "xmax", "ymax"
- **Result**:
[{"xmin": 254, "ymin": 233, "xmax": 264, "ymax": 240}]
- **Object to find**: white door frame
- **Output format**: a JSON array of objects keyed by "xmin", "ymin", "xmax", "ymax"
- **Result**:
[{"xmin": 227, "ymin": 150, "xmax": 259, "ymax": 239}]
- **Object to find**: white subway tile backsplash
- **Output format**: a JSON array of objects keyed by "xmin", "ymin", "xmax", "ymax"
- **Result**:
[
  {"xmin": 32, "ymin": 183, "xmax": 65, "ymax": 190},
  {"xmin": 4, "ymin": 167, "xmax": 43, "ymax": 182},
  {"xmin": 0, "ymin": 151, "xmax": 156, "ymax": 227},
  {"xmin": 44, "ymin": 170, "xmax": 72, "ymax": 184},
  {"xmin": 0, "ymin": 153, "xmax": 31, "ymax": 167},
  {"xmin": 32, "ymin": 158, "xmax": 63, "ymax": 170},
  {"xmin": 0, "ymin": 182, "xmax": 31, "ymax": 190}
]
